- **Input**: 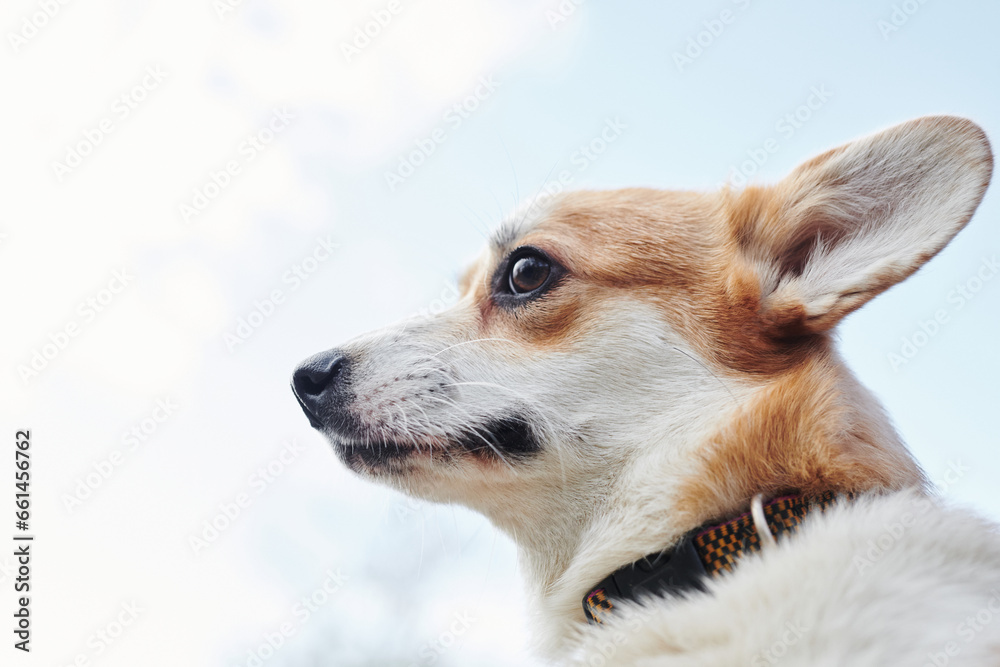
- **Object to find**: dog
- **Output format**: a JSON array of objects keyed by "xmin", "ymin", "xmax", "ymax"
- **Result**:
[{"xmin": 292, "ymin": 116, "xmax": 1000, "ymax": 665}]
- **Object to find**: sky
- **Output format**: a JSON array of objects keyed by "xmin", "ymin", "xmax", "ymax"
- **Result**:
[{"xmin": 2, "ymin": 1, "xmax": 999, "ymax": 665}]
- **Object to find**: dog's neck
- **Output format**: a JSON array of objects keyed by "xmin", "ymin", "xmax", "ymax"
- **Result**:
[{"xmin": 487, "ymin": 346, "xmax": 926, "ymax": 657}]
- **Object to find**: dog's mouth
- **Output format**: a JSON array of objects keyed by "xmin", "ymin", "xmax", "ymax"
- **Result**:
[
  {"xmin": 319, "ymin": 415, "xmax": 541, "ymax": 472},
  {"xmin": 332, "ymin": 437, "xmax": 434, "ymax": 470}
]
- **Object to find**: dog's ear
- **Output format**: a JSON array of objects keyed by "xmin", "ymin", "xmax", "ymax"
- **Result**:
[{"xmin": 732, "ymin": 116, "xmax": 992, "ymax": 335}]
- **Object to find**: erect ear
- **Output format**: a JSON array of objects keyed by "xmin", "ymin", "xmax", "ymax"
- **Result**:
[{"xmin": 730, "ymin": 116, "xmax": 993, "ymax": 335}]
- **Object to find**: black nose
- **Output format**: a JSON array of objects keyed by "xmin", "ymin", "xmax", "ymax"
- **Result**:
[{"xmin": 291, "ymin": 350, "xmax": 347, "ymax": 428}]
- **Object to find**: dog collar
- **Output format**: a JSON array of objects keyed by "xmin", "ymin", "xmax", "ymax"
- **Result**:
[{"xmin": 583, "ymin": 490, "xmax": 845, "ymax": 624}]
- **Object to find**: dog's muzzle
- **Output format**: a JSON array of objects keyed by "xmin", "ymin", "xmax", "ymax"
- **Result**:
[{"xmin": 291, "ymin": 349, "xmax": 348, "ymax": 429}]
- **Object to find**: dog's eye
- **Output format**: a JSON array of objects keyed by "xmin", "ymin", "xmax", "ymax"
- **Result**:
[
  {"xmin": 492, "ymin": 246, "xmax": 562, "ymax": 304},
  {"xmin": 509, "ymin": 254, "xmax": 551, "ymax": 294}
]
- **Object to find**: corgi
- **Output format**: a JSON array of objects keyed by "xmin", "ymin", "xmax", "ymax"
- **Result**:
[{"xmin": 292, "ymin": 116, "xmax": 1000, "ymax": 665}]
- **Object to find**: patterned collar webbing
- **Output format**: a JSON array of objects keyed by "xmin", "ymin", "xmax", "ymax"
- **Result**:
[{"xmin": 584, "ymin": 490, "xmax": 845, "ymax": 624}]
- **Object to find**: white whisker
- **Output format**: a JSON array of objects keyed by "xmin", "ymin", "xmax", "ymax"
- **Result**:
[{"xmin": 430, "ymin": 338, "xmax": 521, "ymax": 358}]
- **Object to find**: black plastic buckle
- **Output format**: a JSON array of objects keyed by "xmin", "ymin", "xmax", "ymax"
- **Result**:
[{"xmin": 584, "ymin": 534, "xmax": 708, "ymax": 624}]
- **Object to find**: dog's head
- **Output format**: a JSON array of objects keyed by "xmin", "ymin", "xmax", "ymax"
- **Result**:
[{"xmin": 292, "ymin": 116, "xmax": 991, "ymax": 617}]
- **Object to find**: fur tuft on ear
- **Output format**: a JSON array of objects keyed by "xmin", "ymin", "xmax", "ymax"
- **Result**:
[{"xmin": 730, "ymin": 116, "xmax": 993, "ymax": 334}]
